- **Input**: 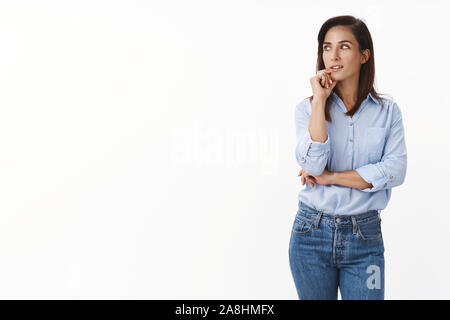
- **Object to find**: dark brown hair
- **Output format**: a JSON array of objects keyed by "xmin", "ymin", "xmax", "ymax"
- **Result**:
[{"xmin": 307, "ymin": 15, "xmax": 389, "ymax": 122}]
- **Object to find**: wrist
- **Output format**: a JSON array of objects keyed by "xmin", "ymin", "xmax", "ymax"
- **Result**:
[
  {"xmin": 312, "ymin": 96, "xmax": 327, "ymax": 106},
  {"xmin": 330, "ymin": 171, "xmax": 339, "ymax": 184}
]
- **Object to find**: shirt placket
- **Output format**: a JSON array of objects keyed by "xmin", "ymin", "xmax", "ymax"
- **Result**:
[{"xmin": 348, "ymin": 119, "xmax": 354, "ymax": 167}]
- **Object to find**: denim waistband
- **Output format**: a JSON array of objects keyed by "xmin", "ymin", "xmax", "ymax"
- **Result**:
[{"xmin": 298, "ymin": 201, "xmax": 380, "ymax": 225}]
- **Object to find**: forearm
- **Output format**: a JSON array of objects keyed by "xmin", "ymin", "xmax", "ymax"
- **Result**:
[
  {"xmin": 331, "ymin": 170, "xmax": 373, "ymax": 189},
  {"xmin": 309, "ymin": 98, "xmax": 328, "ymax": 142}
]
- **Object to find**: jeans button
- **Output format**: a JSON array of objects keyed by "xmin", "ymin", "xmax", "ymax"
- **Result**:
[{"xmin": 336, "ymin": 218, "xmax": 341, "ymax": 223}]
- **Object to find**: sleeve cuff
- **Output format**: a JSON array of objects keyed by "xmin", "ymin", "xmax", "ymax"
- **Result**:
[
  {"xmin": 356, "ymin": 163, "xmax": 391, "ymax": 192},
  {"xmin": 297, "ymin": 130, "xmax": 330, "ymax": 160}
]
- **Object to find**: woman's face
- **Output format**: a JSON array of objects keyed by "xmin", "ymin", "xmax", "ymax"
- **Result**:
[{"xmin": 322, "ymin": 25, "xmax": 369, "ymax": 81}]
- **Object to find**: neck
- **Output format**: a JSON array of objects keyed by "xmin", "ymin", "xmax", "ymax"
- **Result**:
[{"xmin": 334, "ymin": 74, "xmax": 360, "ymax": 110}]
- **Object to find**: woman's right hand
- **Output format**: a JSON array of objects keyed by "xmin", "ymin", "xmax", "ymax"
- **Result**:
[{"xmin": 310, "ymin": 68, "xmax": 338, "ymax": 100}]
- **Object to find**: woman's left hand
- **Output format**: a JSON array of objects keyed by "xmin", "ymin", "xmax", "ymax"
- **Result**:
[{"xmin": 298, "ymin": 168, "xmax": 335, "ymax": 187}]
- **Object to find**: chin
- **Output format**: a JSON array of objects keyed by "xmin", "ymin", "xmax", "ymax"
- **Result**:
[{"xmin": 333, "ymin": 73, "xmax": 348, "ymax": 81}]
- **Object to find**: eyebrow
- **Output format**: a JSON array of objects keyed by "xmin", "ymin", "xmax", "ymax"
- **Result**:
[{"xmin": 323, "ymin": 40, "xmax": 353, "ymax": 45}]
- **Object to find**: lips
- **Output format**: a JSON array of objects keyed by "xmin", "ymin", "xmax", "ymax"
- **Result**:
[
  {"xmin": 330, "ymin": 65, "xmax": 344, "ymax": 72},
  {"xmin": 330, "ymin": 65, "xmax": 343, "ymax": 69}
]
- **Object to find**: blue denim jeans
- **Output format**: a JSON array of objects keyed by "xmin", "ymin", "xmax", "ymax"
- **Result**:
[{"xmin": 289, "ymin": 201, "xmax": 385, "ymax": 300}]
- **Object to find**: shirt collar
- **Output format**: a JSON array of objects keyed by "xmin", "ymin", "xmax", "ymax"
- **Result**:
[
  {"xmin": 367, "ymin": 92, "xmax": 380, "ymax": 105},
  {"xmin": 330, "ymin": 91, "xmax": 380, "ymax": 106}
]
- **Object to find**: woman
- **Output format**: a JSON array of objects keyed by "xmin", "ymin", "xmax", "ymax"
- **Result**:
[{"xmin": 288, "ymin": 15, "xmax": 407, "ymax": 300}]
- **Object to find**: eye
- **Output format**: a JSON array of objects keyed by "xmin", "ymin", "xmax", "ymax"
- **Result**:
[{"xmin": 323, "ymin": 44, "xmax": 350, "ymax": 50}]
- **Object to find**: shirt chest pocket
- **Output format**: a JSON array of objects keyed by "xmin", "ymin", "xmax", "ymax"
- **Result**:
[{"xmin": 363, "ymin": 127, "xmax": 387, "ymax": 163}]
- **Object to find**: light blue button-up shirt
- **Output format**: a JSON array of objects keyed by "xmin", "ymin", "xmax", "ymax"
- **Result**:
[{"xmin": 295, "ymin": 91, "xmax": 407, "ymax": 216}]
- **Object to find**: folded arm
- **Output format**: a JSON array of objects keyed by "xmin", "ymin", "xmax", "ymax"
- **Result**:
[{"xmin": 332, "ymin": 102, "xmax": 407, "ymax": 192}]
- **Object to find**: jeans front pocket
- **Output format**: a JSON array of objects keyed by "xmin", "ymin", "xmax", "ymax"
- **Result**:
[
  {"xmin": 357, "ymin": 216, "xmax": 382, "ymax": 240},
  {"xmin": 292, "ymin": 214, "xmax": 314, "ymax": 235},
  {"xmin": 364, "ymin": 127, "xmax": 387, "ymax": 163}
]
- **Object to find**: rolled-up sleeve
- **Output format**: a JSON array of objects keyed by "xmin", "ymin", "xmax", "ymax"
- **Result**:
[
  {"xmin": 356, "ymin": 102, "xmax": 407, "ymax": 192},
  {"xmin": 295, "ymin": 99, "xmax": 330, "ymax": 176}
]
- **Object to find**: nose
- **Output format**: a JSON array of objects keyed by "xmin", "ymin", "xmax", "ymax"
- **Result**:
[
  {"xmin": 331, "ymin": 54, "xmax": 340, "ymax": 61},
  {"xmin": 330, "ymin": 49, "xmax": 340, "ymax": 61}
]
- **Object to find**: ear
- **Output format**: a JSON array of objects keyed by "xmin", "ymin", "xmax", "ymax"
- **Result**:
[{"xmin": 361, "ymin": 49, "xmax": 370, "ymax": 64}]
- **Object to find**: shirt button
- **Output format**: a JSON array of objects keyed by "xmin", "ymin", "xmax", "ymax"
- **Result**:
[
  {"xmin": 349, "ymin": 138, "xmax": 353, "ymax": 142},
  {"xmin": 389, "ymin": 175, "xmax": 393, "ymax": 179},
  {"xmin": 350, "ymin": 122, "xmax": 353, "ymax": 126},
  {"xmin": 301, "ymin": 157, "xmax": 305, "ymax": 161}
]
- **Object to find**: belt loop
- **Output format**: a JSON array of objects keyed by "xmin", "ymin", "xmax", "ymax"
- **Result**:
[
  {"xmin": 351, "ymin": 216, "xmax": 357, "ymax": 235},
  {"xmin": 313, "ymin": 211, "xmax": 323, "ymax": 229}
]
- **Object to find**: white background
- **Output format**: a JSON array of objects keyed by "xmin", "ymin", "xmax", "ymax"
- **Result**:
[{"xmin": 0, "ymin": 0, "xmax": 449, "ymax": 299}]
